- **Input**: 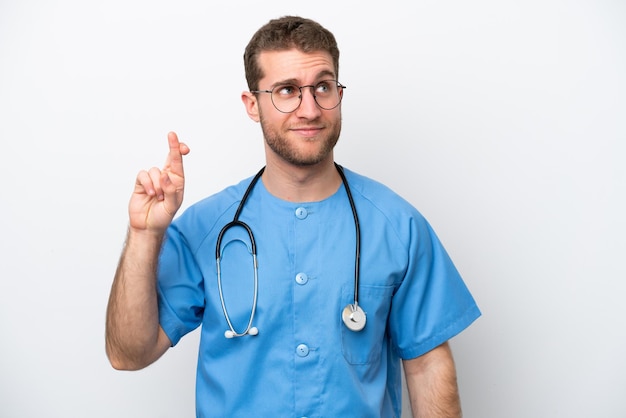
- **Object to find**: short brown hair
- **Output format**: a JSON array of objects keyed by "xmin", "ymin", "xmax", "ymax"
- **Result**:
[{"xmin": 243, "ymin": 16, "xmax": 340, "ymax": 91}]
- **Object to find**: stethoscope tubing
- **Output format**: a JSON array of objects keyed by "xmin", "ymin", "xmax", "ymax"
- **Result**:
[
  {"xmin": 216, "ymin": 220, "xmax": 259, "ymax": 338},
  {"xmin": 335, "ymin": 163, "xmax": 361, "ymax": 309}
]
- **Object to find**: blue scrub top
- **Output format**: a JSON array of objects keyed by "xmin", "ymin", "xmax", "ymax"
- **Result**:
[{"xmin": 157, "ymin": 167, "xmax": 480, "ymax": 418}]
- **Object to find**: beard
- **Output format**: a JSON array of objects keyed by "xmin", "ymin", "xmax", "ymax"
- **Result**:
[{"xmin": 259, "ymin": 113, "xmax": 342, "ymax": 167}]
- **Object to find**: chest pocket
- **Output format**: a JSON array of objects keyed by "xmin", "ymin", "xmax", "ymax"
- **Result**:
[{"xmin": 341, "ymin": 284, "xmax": 394, "ymax": 365}]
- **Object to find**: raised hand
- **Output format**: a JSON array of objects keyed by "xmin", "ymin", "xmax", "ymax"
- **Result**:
[{"xmin": 129, "ymin": 131, "xmax": 190, "ymax": 232}]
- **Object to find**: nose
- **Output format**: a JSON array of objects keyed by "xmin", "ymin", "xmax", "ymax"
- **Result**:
[{"xmin": 295, "ymin": 86, "xmax": 322, "ymax": 118}]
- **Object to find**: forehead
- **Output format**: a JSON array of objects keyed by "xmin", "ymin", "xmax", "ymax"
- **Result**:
[{"xmin": 257, "ymin": 49, "xmax": 336, "ymax": 85}]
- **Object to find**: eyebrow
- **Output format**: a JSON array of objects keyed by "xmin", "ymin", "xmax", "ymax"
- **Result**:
[{"xmin": 269, "ymin": 70, "xmax": 337, "ymax": 89}]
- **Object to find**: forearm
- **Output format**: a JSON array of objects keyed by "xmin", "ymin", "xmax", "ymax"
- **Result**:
[
  {"xmin": 105, "ymin": 228, "xmax": 169, "ymax": 370},
  {"xmin": 403, "ymin": 342, "xmax": 462, "ymax": 418}
]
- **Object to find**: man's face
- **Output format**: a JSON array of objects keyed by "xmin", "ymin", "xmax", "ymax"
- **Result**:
[{"xmin": 247, "ymin": 49, "xmax": 342, "ymax": 167}]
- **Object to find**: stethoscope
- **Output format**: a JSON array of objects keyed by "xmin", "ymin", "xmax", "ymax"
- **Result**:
[{"xmin": 216, "ymin": 163, "xmax": 366, "ymax": 338}]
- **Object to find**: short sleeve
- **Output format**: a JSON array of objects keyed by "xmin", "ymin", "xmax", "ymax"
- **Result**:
[
  {"xmin": 157, "ymin": 224, "xmax": 205, "ymax": 346},
  {"xmin": 388, "ymin": 214, "xmax": 481, "ymax": 359}
]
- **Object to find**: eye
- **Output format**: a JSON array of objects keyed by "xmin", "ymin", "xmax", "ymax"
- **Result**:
[
  {"xmin": 315, "ymin": 81, "xmax": 337, "ymax": 95},
  {"xmin": 275, "ymin": 84, "xmax": 298, "ymax": 97},
  {"xmin": 316, "ymin": 81, "xmax": 331, "ymax": 94}
]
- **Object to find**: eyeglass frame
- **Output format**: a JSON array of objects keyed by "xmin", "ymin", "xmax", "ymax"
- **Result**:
[{"xmin": 251, "ymin": 80, "xmax": 347, "ymax": 113}]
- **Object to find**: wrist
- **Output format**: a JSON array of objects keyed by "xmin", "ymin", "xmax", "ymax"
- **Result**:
[{"xmin": 126, "ymin": 226, "xmax": 166, "ymax": 246}]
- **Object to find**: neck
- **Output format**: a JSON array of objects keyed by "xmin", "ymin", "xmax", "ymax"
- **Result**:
[{"xmin": 261, "ymin": 157, "xmax": 342, "ymax": 202}]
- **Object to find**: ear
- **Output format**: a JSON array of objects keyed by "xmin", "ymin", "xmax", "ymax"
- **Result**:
[{"xmin": 241, "ymin": 91, "xmax": 260, "ymax": 122}]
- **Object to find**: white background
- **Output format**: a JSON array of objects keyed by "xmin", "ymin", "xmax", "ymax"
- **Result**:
[{"xmin": 1, "ymin": 1, "xmax": 625, "ymax": 417}]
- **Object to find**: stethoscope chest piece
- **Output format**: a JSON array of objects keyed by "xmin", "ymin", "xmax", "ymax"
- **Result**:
[{"xmin": 342, "ymin": 303, "xmax": 366, "ymax": 331}]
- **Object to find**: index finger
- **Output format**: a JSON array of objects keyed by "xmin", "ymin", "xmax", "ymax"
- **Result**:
[{"xmin": 164, "ymin": 131, "xmax": 188, "ymax": 175}]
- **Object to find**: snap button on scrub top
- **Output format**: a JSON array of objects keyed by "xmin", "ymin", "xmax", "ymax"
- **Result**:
[
  {"xmin": 296, "ymin": 344, "xmax": 310, "ymax": 357},
  {"xmin": 295, "ymin": 272, "xmax": 309, "ymax": 285},
  {"xmin": 295, "ymin": 207, "xmax": 308, "ymax": 219}
]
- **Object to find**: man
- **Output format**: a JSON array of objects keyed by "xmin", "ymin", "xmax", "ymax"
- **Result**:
[{"xmin": 106, "ymin": 16, "xmax": 480, "ymax": 418}]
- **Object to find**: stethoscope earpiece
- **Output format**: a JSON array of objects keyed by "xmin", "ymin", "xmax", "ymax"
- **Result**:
[{"xmin": 224, "ymin": 327, "xmax": 258, "ymax": 339}]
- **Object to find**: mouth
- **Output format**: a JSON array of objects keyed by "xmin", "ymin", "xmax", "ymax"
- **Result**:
[{"xmin": 291, "ymin": 126, "xmax": 324, "ymax": 138}]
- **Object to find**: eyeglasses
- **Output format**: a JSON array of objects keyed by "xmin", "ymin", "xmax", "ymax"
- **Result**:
[{"xmin": 251, "ymin": 80, "xmax": 346, "ymax": 113}]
